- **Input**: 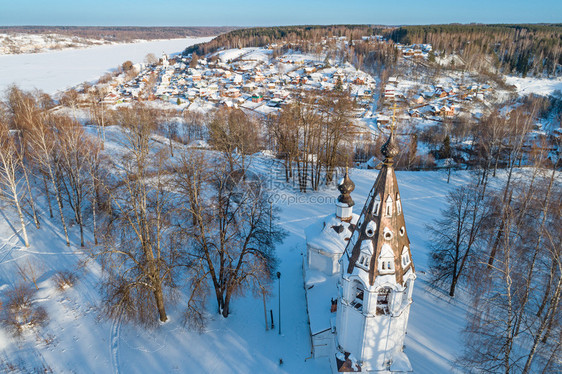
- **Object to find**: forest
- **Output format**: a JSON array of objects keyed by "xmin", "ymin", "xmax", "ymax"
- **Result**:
[
  {"xmin": 184, "ymin": 25, "xmax": 384, "ymax": 55},
  {"xmin": 0, "ymin": 26, "xmax": 238, "ymax": 41},
  {"xmin": 185, "ymin": 23, "xmax": 562, "ymax": 78},
  {"xmin": 388, "ymin": 24, "xmax": 562, "ymax": 76}
]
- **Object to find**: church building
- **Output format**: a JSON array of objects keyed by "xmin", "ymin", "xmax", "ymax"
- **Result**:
[{"xmin": 304, "ymin": 121, "xmax": 416, "ymax": 373}]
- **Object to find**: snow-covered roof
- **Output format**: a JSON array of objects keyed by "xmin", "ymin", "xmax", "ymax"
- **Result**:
[
  {"xmin": 305, "ymin": 213, "xmax": 359, "ymax": 256},
  {"xmin": 304, "ymin": 268, "xmax": 338, "ymax": 335}
]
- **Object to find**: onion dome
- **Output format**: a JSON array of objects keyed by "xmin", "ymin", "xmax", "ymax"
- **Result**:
[
  {"xmin": 381, "ymin": 131, "xmax": 400, "ymax": 162},
  {"xmin": 337, "ymin": 167, "xmax": 355, "ymax": 207}
]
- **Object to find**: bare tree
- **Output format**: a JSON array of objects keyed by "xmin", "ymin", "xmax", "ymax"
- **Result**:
[
  {"xmin": 189, "ymin": 52, "xmax": 198, "ymax": 69},
  {"xmin": 428, "ymin": 183, "xmax": 488, "ymax": 296},
  {"xmin": 317, "ymin": 91, "xmax": 357, "ymax": 184},
  {"xmin": 26, "ymin": 114, "xmax": 71, "ymax": 246},
  {"xmin": 57, "ymin": 116, "xmax": 100, "ymax": 247},
  {"xmin": 182, "ymin": 110, "xmax": 207, "ymax": 143},
  {"xmin": 88, "ymin": 86, "xmax": 107, "ymax": 147},
  {"xmin": 208, "ymin": 108, "xmax": 262, "ymax": 172},
  {"xmin": 16, "ymin": 258, "xmax": 41, "ymax": 290},
  {"xmin": 486, "ymin": 103, "xmax": 537, "ymax": 268},
  {"xmin": 158, "ymin": 110, "xmax": 179, "ymax": 158},
  {"xmin": 145, "ymin": 53, "xmax": 158, "ymax": 66},
  {"xmin": 93, "ymin": 105, "xmax": 176, "ymax": 324},
  {"xmin": 5, "ymin": 86, "xmax": 41, "ymax": 228},
  {"xmin": 269, "ymin": 90, "xmax": 357, "ymax": 191},
  {"xmin": 59, "ymin": 88, "xmax": 80, "ymax": 120},
  {"xmin": 460, "ymin": 162, "xmax": 561, "ymax": 373},
  {"xmin": 0, "ymin": 122, "xmax": 30, "ymax": 247},
  {"xmin": 174, "ymin": 151, "xmax": 285, "ymax": 319}
]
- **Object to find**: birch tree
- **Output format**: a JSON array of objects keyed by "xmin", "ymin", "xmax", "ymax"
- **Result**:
[
  {"xmin": 94, "ymin": 105, "xmax": 176, "ymax": 324},
  {"xmin": 57, "ymin": 116, "xmax": 100, "ymax": 247},
  {"xmin": 26, "ymin": 115, "xmax": 70, "ymax": 246},
  {"xmin": 0, "ymin": 122, "xmax": 30, "ymax": 247},
  {"xmin": 460, "ymin": 162, "xmax": 561, "ymax": 373}
]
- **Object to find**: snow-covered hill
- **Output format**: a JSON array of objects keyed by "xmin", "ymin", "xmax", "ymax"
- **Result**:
[
  {"xmin": 0, "ymin": 125, "xmax": 490, "ymax": 373},
  {"xmin": 0, "ymin": 33, "xmax": 113, "ymax": 55}
]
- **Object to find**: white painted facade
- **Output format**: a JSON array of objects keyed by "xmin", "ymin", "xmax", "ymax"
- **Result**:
[
  {"xmin": 304, "ymin": 170, "xmax": 358, "ymax": 358},
  {"xmin": 333, "ymin": 130, "xmax": 416, "ymax": 373},
  {"xmin": 335, "ymin": 266, "xmax": 415, "ymax": 372}
]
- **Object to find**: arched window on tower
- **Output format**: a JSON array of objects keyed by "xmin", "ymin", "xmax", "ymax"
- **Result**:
[
  {"xmin": 356, "ymin": 254, "xmax": 371, "ymax": 270},
  {"xmin": 401, "ymin": 246, "xmax": 411, "ymax": 268},
  {"xmin": 350, "ymin": 280, "xmax": 365, "ymax": 312},
  {"xmin": 378, "ymin": 244, "xmax": 395, "ymax": 275},
  {"xmin": 396, "ymin": 193, "xmax": 402, "ymax": 215},
  {"xmin": 372, "ymin": 194, "xmax": 381, "ymax": 215},
  {"xmin": 376, "ymin": 287, "xmax": 392, "ymax": 315},
  {"xmin": 385, "ymin": 195, "xmax": 393, "ymax": 216},
  {"xmin": 356, "ymin": 240, "xmax": 374, "ymax": 271}
]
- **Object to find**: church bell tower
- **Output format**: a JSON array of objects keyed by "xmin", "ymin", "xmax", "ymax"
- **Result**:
[{"xmin": 334, "ymin": 115, "xmax": 416, "ymax": 373}]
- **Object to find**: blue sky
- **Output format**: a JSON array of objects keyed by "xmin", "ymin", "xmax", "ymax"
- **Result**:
[{"xmin": 1, "ymin": 0, "xmax": 560, "ymax": 26}]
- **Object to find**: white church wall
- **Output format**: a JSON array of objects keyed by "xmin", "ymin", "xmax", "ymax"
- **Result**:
[
  {"xmin": 337, "ymin": 276, "xmax": 368, "ymax": 361},
  {"xmin": 312, "ymin": 329, "xmax": 334, "ymax": 358},
  {"xmin": 308, "ymin": 245, "xmax": 339, "ymax": 275},
  {"xmin": 364, "ymin": 289, "xmax": 377, "ymax": 316},
  {"xmin": 339, "ymin": 305, "xmax": 365, "ymax": 361},
  {"xmin": 362, "ymin": 316, "xmax": 392, "ymax": 370},
  {"xmin": 336, "ymin": 203, "xmax": 353, "ymax": 220}
]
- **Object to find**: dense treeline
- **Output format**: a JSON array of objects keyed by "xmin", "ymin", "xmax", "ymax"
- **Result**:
[
  {"xmin": 0, "ymin": 26, "xmax": 237, "ymax": 41},
  {"xmin": 184, "ymin": 25, "xmax": 386, "ymax": 56},
  {"xmin": 388, "ymin": 24, "xmax": 562, "ymax": 76}
]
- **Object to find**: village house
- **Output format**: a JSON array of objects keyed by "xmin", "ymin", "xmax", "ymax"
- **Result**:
[
  {"xmin": 441, "ymin": 104, "xmax": 455, "ymax": 117},
  {"xmin": 412, "ymin": 94, "xmax": 425, "ymax": 105},
  {"xmin": 251, "ymin": 93, "xmax": 263, "ymax": 103},
  {"xmin": 353, "ymin": 77, "xmax": 365, "ymax": 85},
  {"xmin": 384, "ymin": 85, "xmax": 396, "ymax": 99}
]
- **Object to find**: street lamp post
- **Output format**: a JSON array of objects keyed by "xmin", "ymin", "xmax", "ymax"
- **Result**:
[{"xmin": 277, "ymin": 271, "xmax": 281, "ymax": 335}]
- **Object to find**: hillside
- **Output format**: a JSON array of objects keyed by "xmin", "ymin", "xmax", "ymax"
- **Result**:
[
  {"xmin": 0, "ymin": 26, "xmax": 235, "ymax": 55},
  {"xmin": 0, "ymin": 125, "xmax": 482, "ymax": 372}
]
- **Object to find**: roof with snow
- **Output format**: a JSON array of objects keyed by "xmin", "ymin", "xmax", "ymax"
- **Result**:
[{"xmin": 305, "ymin": 213, "xmax": 359, "ymax": 256}]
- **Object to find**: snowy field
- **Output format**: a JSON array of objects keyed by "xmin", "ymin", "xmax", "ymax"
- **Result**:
[
  {"xmin": 0, "ymin": 124, "xmax": 486, "ymax": 372},
  {"xmin": 505, "ymin": 76, "xmax": 562, "ymax": 97},
  {"xmin": 0, "ymin": 37, "xmax": 214, "ymax": 95}
]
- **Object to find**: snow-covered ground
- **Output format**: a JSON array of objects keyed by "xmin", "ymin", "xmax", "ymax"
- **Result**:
[
  {"xmin": 2, "ymin": 35, "xmax": 558, "ymax": 373},
  {"xmin": 0, "ymin": 33, "xmax": 109, "ymax": 55},
  {"xmin": 0, "ymin": 124, "xmax": 485, "ymax": 372},
  {"xmin": 505, "ymin": 76, "xmax": 562, "ymax": 97},
  {"xmin": 0, "ymin": 37, "xmax": 214, "ymax": 95}
]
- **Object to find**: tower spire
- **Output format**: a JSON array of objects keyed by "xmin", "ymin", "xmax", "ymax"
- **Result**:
[
  {"xmin": 380, "ymin": 102, "xmax": 400, "ymax": 164},
  {"xmin": 335, "ymin": 108, "xmax": 416, "ymax": 372}
]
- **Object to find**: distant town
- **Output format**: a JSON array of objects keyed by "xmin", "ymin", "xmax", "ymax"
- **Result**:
[{"xmin": 90, "ymin": 34, "xmax": 497, "ymax": 142}]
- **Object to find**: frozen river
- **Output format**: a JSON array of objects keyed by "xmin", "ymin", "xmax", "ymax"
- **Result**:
[{"xmin": 0, "ymin": 36, "xmax": 213, "ymax": 95}]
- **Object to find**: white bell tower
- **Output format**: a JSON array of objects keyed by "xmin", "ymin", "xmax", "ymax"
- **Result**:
[{"xmin": 334, "ymin": 117, "xmax": 416, "ymax": 373}]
